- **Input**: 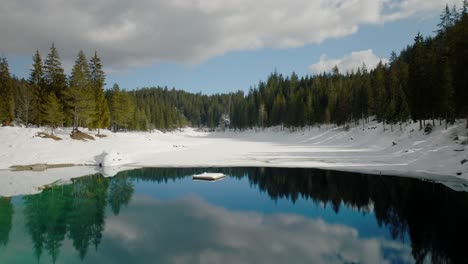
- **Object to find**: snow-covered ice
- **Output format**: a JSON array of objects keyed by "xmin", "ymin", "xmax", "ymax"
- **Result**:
[{"xmin": 0, "ymin": 120, "xmax": 467, "ymax": 196}]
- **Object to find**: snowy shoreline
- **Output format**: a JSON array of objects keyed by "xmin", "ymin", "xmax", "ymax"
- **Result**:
[{"xmin": 1, "ymin": 120, "xmax": 467, "ymax": 196}]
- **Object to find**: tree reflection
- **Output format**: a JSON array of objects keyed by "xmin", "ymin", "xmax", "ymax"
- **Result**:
[
  {"xmin": 14, "ymin": 167, "xmax": 468, "ymax": 264},
  {"xmin": 126, "ymin": 167, "xmax": 468, "ymax": 263},
  {"xmin": 67, "ymin": 175, "xmax": 109, "ymax": 259},
  {"xmin": 23, "ymin": 185, "xmax": 69, "ymax": 262},
  {"xmin": 108, "ymin": 175, "xmax": 134, "ymax": 215},
  {"xmin": 23, "ymin": 174, "xmax": 111, "ymax": 262},
  {"xmin": 0, "ymin": 197, "xmax": 14, "ymax": 248},
  {"xmin": 237, "ymin": 168, "xmax": 468, "ymax": 264}
]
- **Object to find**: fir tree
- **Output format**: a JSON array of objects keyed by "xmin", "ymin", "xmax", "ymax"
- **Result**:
[
  {"xmin": 463, "ymin": 0, "xmax": 468, "ymax": 16},
  {"xmin": 29, "ymin": 50, "xmax": 44, "ymax": 86},
  {"xmin": 408, "ymin": 33, "xmax": 426, "ymax": 129},
  {"xmin": 439, "ymin": 57, "xmax": 455, "ymax": 129},
  {"xmin": 109, "ymin": 84, "xmax": 134, "ymax": 131},
  {"xmin": 271, "ymin": 93, "xmax": 286, "ymax": 126},
  {"xmin": 66, "ymin": 50, "xmax": 94, "ymax": 131},
  {"xmin": 43, "ymin": 43, "xmax": 67, "ymax": 101},
  {"xmin": 42, "ymin": 93, "xmax": 64, "ymax": 135},
  {"xmin": 29, "ymin": 49, "xmax": 45, "ymax": 125},
  {"xmin": 0, "ymin": 57, "xmax": 14, "ymax": 124},
  {"xmin": 89, "ymin": 52, "xmax": 110, "ymax": 134}
]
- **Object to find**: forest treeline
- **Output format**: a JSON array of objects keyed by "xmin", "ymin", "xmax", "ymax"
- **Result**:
[{"xmin": 0, "ymin": 3, "xmax": 466, "ymax": 132}]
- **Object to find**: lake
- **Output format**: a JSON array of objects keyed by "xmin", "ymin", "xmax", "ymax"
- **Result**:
[{"xmin": 0, "ymin": 167, "xmax": 467, "ymax": 264}]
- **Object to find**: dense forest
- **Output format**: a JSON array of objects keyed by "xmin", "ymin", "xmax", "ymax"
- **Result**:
[{"xmin": 0, "ymin": 3, "xmax": 466, "ymax": 133}]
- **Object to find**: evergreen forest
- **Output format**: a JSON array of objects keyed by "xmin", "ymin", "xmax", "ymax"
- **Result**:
[{"xmin": 0, "ymin": 3, "xmax": 466, "ymax": 132}]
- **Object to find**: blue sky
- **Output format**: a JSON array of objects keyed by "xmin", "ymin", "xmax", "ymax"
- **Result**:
[{"xmin": 1, "ymin": 0, "xmax": 460, "ymax": 94}]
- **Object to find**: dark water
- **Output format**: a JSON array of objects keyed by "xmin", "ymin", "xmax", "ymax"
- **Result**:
[{"xmin": 0, "ymin": 168, "xmax": 467, "ymax": 264}]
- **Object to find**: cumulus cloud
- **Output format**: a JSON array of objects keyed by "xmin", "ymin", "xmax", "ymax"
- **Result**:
[
  {"xmin": 90, "ymin": 196, "xmax": 413, "ymax": 264},
  {"xmin": 0, "ymin": 0, "xmax": 454, "ymax": 70},
  {"xmin": 309, "ymin": 49, "xmax": 388, "ymax": 74}
]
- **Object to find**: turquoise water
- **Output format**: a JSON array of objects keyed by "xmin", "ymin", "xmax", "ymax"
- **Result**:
[{"xmin": 0, "ymin": 167, "xmax": 467, "ymax": 263}]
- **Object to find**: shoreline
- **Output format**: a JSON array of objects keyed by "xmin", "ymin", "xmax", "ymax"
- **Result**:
[
  {"xmin": 1, "ymin": 120, "xmax": 467, "ymax": 196},
  {"xmin": 1, "ymin": 164, "xmax": 467, "ymax": 197}
]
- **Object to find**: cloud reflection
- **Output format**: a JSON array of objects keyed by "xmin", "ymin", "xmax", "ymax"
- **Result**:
[{"xmin": 97, "ymin": 195, "xmax": 412, "ymax": 264}]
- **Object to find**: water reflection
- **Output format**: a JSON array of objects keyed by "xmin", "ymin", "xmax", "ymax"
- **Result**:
[
  {"xmin": 0, "ymin": 168, "xmax": 467, "ymax": 263},
  {"xmin": 0, "ymin": 197, "xmax": 13, "ymax": 247}
]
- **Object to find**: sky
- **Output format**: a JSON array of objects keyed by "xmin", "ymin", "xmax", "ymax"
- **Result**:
[{"xmin": 0, "ymin": 0, "xmax": 461, "ymax": 94}]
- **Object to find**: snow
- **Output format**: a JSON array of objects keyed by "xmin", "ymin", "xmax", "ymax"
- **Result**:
[
  {"xmin": 193, "ymin": 172, "xmax": 226, "ymax": 180},
  {"xmin": 0, "ymin": 120, "xmax": 467, "ymax": 196}
]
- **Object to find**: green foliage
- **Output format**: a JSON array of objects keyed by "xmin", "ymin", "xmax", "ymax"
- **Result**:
[
  {"xmin": 89, "ymin": 52, "xmax": 110, "ymax": 133},
  {"xmin": 0, "ymin": 198, "xmax": 13, "ymax": 247},
  {"xmin": 0, "ymin": 57, "xmax": 14, "ymax": 122},
  {"xmin": 43, "ymin": 43, "xmax": 67, "ymax": 101},
  {"xmin": 109, "ymin": 84, "xmax": 135, "ymax": 130},
  {"xmin": 66, "ymin": 50, "xmax": 94, "ymax": 129},
  {"xmin": 22, "ymin": 174, "xmax": 114, "ymax": 262},
  {"xmin": 29, "ymin": 50, "xmax": 46, "ymax": 125},
  {"xmin": 14, "ymin": 79, "xmax": 35, "ymax": 126},
  {"xmin": 42, "ymin": 93, "xmax": 64, "ymax": 135},
  {"xmin": 3, "ymin": 7, "xmax": 468, "ymax": 131},
  {"xmin": 108, "ymin": 176, "xmax": 134, "ymax": 215}
]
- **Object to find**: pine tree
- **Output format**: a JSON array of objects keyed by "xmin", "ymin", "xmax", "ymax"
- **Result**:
[
  {"xmin": 0, "ymin": 57, "xmax": 14, "ymax": 124},
  {"xmin": 439, "ymin": 57, "xmax": 455, "ymax": 129},
  {"xmin": 437, "ymin": 5, "xmax": 453, "ymax": 33},
  {"xmin": 109, "ymin": 84, "xmax": 134, "ymax": 131},
  {"xmin": 270, "ymin": 93, "xmax": 286, "ymax": 126},
  {"xmin": 89, "ymin": 52, "xmax": 110, "ymax": 135},
  {"xmin": 371, "ymin": 61, "xmax": 386, "ymax": 123},
  {"xmin": 66, "ymin": 50, "xmax": 94, "ymax": 131},
  {"xmin": 43, "ymin": 43, "xmax": 67, "ymax": 101},
  {"xmin": 408, "ymin": 33, "xmax": 426, "ymax": 129},
  {"xmin": 42, "ymin": 93, "xmax": 64, "ymax": 135},
  {"xmin": 29, "ymin": 50, "xmax": 44, "ymax": 86},
  {"xmin": 29, "ymin": 49, "xmax": 46, "ymax": 125},
  {"xmin": 463, "ymin": 0, "xmax": 468, "ymax": 16}
]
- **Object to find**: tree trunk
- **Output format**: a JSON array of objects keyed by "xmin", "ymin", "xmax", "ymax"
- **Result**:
[
  {"xmin": 419, "ymin": 120, "xmax": 422, "ymax": 130},
  {"xmin": 445, "ymin": 113, "xmax": 448, "ymax": 130}
]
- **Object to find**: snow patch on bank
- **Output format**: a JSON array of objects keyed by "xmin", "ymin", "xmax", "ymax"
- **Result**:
[{"xmin": 0, "ymin": 120, "xmax": 467, "ymax": 196}]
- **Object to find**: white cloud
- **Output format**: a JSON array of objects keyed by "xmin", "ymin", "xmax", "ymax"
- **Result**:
[
  {"xmin": 97, "ymin": 196, "xmax": 413, "ymax": 264},
  {"xmin": 309, "ymin": 49, "xmax": 388, "ymax": 74},
  {"xmin": 0, "ymin": 0, "xmax": 455, "ymax": 70},
  {"xmin": 382, "ymin": 0, "xmax": 461, "ymax": 22}
]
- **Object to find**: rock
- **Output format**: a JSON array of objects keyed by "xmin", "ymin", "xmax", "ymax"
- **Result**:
[
  {"xmin": 457, "ymin": 172, "xmax": 462, "ymax": 176},
  {"xmin": 31, "ymin": 164, "xmax": 47, "ymax": 171},
  {"xmin": 461, "ymin": 159, "xmax": 468, "ymax": 165},
  {"xmin": 392, "ymin": 141, "xmax": 397, "ymax": 146}
]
